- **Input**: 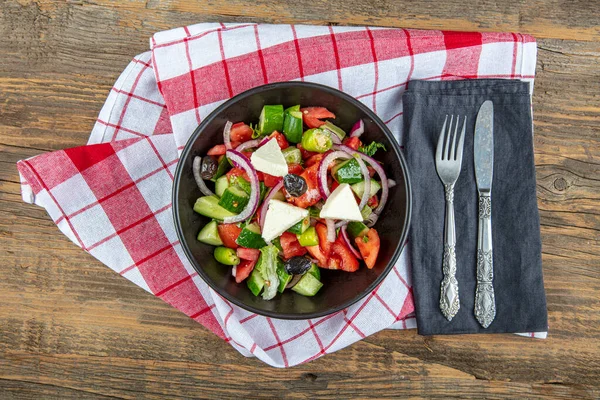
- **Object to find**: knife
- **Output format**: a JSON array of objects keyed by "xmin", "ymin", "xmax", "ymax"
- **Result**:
[{"xmin": 474, "ymin": 100, "xmax": 496, "ymax": 328}]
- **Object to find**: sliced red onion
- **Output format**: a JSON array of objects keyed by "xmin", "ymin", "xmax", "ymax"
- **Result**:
[
  {"xmin": 326, "ymin": 219, "xmax": 336, "ymax": 243},
  {"xmin": 333, "ymin": 145, "xmax": 389, "ymax": 216},
  {"xmin": 258, "ymin": 136, "xmax": 271, "ymax": 147},
  {"xmin": 388, "ymin": 179, "xmax": 397, "ymax": 188},
  {"xmin": 324, "ymin": 128, "xmax": 342, "ymax": 144},
  {"xmin": 340, "ymin": 225, "xmax": 361, "ymax": 258},
  {"xmin": 223, "ymin": 121, "xmax": 233, "ymax": 150},
  {"xmin": 365, "ymin": 212, "xmax": 379, "ymax": 227},
  {"xmin": 317, "ymin": 151, "xmax": 351, "ymax": 198},
  {"xmin": 334, "ymin": 220, "xmax": 348, "ymax": 229},
  {"xmin": 236, "ymin": 139, "xmax": 261, "ymax": 152},
  {"xmin": 350, "ymin": 119, "xmax": 364, "ymax": 138},
  {"xmin": 192, "ymin": 156, "xmax": 215, "ymax": 197},
  {"xmin": 259, "ymin": 180, "xmax": 284, "ymax": 231},
  {"xmin": 223, "ymin": 150, "xmax": 260, "ymax": 224}
]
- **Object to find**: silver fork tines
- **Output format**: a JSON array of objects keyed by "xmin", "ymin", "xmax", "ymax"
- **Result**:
[{"xmin": 435, "ymin": 114, "xmax": 467, "ymax": 321}]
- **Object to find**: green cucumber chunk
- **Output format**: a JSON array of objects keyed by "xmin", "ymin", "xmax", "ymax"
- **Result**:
[
  {"xmin": 283, "ymin": 110, "xmax": 304, "ymax": 143},
  {"xmin": 215, "ymin": 175, "xmax": 229, "ymax": 197},
  {"xmin": 259, "ymin": 244, "xmax": 280, "ymax": 300},
  {"xmin": 197, "ymin": 220, "xmax": 223, "ymax": 246},
  {"xmin": 351, "ymin": 180, "xmax": 381, "ymax": 199},
  {"xmin": 292, "ymin": 272, "xmax": 323, "ymax": 296},
  {"xmin": 301, "ymin": 128, "xmax": 332, "ymax": 153},
  {"xmin": 259, "ymin": 105, "xmax": 284, "ymax": 135},
  {"xmin": 209, "ymin": 156, "xmax": 231, "ymax": 182},
  {"xmin": 247, "ymin": 268, "xmax": 265, "ymax": 296},
  {"xmin": 282, "ymin": 146, "xmax": 302, "ymax": 164},
  {"xmin": 234, "ymin": 176, "xmax": 268, "ymax": 201},
  {"xmin": 272, "ymin": 237, "xmax": 283, "ymax": 253},
  {"xmin": 297, "ymin": 226, "xmax": 319, "ymax": 247},
  {"xmin": 193, "ymin": 196, "xmax": 237, "ymax": 220},
  {"xmin": 236, "ymin": 222, "xmax": 268, "ymax": 249},
  {"xmin": 218, "ymin": 186, "xmax": 250, "ymax": 213},
  {"xmin": 347, "ymin": 221, "xmax": 370, "ymax": 238},
  {"xmin": 271, "ymin": 189, "xmax": 286, "ymax": 202},
  {"xmin": 308, "ymin": 203, "xmax": 323, "ymax": 218},
  {"xmin": 285, "ymin": 105, "xmax": 301, "ymax": 113},
  {"xmin": 287, "ymin": 216, "xmax": 310, "ymax": 235},
  {"xmin": 276, "ymin": 258, "xmax": 292, "ymax": 293},
  {"xmin": 332, "ymin": 158, "xmax": 364, "ymax": 184},
  {"xmin": 214, "ymin": 247, "xmax": 240, "ymax": 266},
  {"xmin": 307, "ymin": 263, "xmax": 320, "ymax": 280},
  {"xmin": 360, "ymin": 205, "xmax": 373, "ymax": 220},
  {"xmin": 321, "ymin": 121, "xmax": 346, "ymax": 140}
]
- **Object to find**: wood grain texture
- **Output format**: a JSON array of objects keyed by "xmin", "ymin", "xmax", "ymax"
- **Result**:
[{"xmin": 0, "ymin": 0, "xmax": 599, "ymax": 399}]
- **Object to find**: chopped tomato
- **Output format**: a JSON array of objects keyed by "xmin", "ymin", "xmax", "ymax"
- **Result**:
[
  {"xmin": 327, "ymin": 255, "xmax": 342, "ymax": 270},
  {"xmin": 301, "ymin": 107, "xmax": 336, "ymax": 129},
  {"xmin": 355, "ymin": 228, "xmax": 380, "ymax": 269},
  {"xmin": 207, "ymin": 144, "xmax": 227, "ymax": 156},
  {"xmin": 332, "ymin": 236, "xmax": 360, "ymax": 272},
  {"xmin": 269, "ymin": 131, "xmax": 289, "ymax": 150},
  {"xmin": 343, "ymin": 136, "xmax": 362, "ymax": 150},
  {"xmin": 230, "ymin": 122, "xmax": 254, "ymax": 143},
  {"xmin": 297, "ymin": 143, "xmax": 318, "ymax": 160},
  {"xmin": 331, "ymin": 180, "xmax": 340, "ymax": 193},
  {"xmin": 227, "ymin": 167, "xmax": 264, "ymax": 182},
  {"xmin": 367, "ymin": 195, "xmax": 379, "ymax": 208},
  {"xmin": 280, "ymin": 232, "xmax": 307, "ymax": 259},
  {"xmin": 305, "ymin": 153, "xmax": 325, "ymax": 168},
  {"xmin": 235, "ymin": 259, "xmax": 257, "ymax": 283},
  {"xmin": 287, "ymin": 163, "xmax": 322, "ymax": 208},
  {"xmin": 237, "ymin": 247, "xmax": 260, "ymax": 261},
  {"xmin": 263, "ymin": 173, "xmax": 283, "ymax": 187},
  {"xmin": 367, "ymin": 166, "xmax": 376, "ymax": 177},
  {"xmin": 217, "ymin": 224, "xmax": 242, "ymax": 249},
  {"xmin": 288, "ymin": 163, "xmax": 304, "ymax": 175},
  {"xmin": 307, "ymin": 245, "xmax": 328, "ymax": 268},
  {"xmin": 314, "ymin": 222, "xmax": 331, "ymax": 255}
]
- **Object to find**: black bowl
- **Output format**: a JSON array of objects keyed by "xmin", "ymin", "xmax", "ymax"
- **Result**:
[{"xmin": 173, "ymin": 82, "xmax": 411, "ymax": 319}]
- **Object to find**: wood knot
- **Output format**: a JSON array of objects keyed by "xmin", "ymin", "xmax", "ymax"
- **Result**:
[
  {"xmin": 301, "ymin": 373, "xmax": 318, "ymax": 382},
  {"xmin": 554, "ymin": 177, "xmax": 568, "ymax": 191}
]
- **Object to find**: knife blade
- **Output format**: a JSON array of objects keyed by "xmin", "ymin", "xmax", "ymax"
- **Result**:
[{"xmin": 474, "ymin": 100, "xmax": 496, "ymax": 328}]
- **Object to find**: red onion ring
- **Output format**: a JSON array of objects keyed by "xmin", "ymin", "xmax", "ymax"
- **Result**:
[
  {"xmin": 325, "ymin": 219, "xmax": 336, "ymax": 243},
  {"xmin": 258, "ymin": 136, "xmax": 271, "ymax": 147},
  {"xmin": 259, "ymin": 180, "xmax": 284, "ymax": 232},
  {"xmin": 333, "ymin": 145, "xmax": 389, "ymax": 216},
  {"xmin": 236, "ymin": 139, "xmax": 261, "ymax": 153},
  {"xmin": 223, "ymin": 150, "xmax": 260, "ymax": 224},
  {"xmin": 323, "ymin": 127, "xmax": 342, "ymax": 144},
  {"xmin": 365, "ymin": 212, "xmax": 379, "ymax": 228},
  {"xmin": 350, "ymin": 119, "xmax": 364, "ymax": 138},
  {"xmin": 334, "ymin": 220, "xmax": 348, "ymax": 229},
  {"xmin": 223, "ymin": 121, "xmax": 233, "ymax": 150},
  {"xmin": 317, "ymin": 151, "xmax": 351, "ymax": 198},
  {"xmin": 192, "ymin": 156, "xmax": 215, "ymax": 197},
  {"xmin": 331, "ymin": 146, "xmax": 371, "ymax": 210},
  {"xmin": 340, "ymin": 225, "xmax": 361, "ymax": 258}
]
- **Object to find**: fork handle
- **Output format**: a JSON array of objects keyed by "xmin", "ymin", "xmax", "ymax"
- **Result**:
[
  {"xmin": 475, "ymin": 192, "xmax": 496, "ymax": 328},
  {"xmin": 440, "ymin": 183, "xmax": 460, "ymax": 321}
]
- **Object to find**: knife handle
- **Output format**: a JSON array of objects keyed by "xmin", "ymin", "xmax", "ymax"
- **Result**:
[
  {"xmin": 440, "ymin": 183, "xmax": 460, "ymax": 321},
  {"xmin": 475, "ymin": 192, "xmax": 496, "ymax": 328}
]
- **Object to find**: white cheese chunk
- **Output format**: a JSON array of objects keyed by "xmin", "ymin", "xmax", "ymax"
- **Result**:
[
  {"xmin": 319, "ymin": 183, "xmax": 363, "ymax": 221},
  {"xmin": 250, "ymin": 138, "xmax": 288, "ymax": 177},
  {"xmin": 261, "ymin": 199, "xmax": 309, "ymax": 242}
]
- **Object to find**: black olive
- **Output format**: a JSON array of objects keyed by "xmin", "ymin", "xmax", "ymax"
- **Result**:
[
  {"xmin": 200, "ymin": 156, "xmax": 218, "ymax": 179},
  {"xmin": 284, "ymin": 256, "xmax": 312, "ymax": 275},
  {"xmin": 284, "ymin": 174, "xmax": 308, "ymax": 197}
]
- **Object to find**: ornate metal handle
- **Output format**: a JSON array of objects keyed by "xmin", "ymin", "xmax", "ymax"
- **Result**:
[
  {"xmin": 440, "ymin": 183, "xmax": 460, "ymax": 320},
  {"xmin": 475, "ymin": 192, "xmax": 496, "ymax": 328}
]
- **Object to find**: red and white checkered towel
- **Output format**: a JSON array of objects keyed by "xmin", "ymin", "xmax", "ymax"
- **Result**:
[{"xmin": 17, "ymin": 23, "xmax": 547, "ymax": 368}]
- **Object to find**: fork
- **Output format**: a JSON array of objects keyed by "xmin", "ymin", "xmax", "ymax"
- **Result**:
[{"xmin": 435, "ymin": 115, "xmax": 467, "ymax": 321}]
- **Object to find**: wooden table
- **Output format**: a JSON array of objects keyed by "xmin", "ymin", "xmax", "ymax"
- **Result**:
[{"xmin": 1, "ymin": 1, "xmax": 598, "ymax": 398}]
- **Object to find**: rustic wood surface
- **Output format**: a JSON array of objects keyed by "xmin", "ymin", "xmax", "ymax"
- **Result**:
[{"xmin": 1, "ymin": 0, "xmax": 599, "ymax": 398}]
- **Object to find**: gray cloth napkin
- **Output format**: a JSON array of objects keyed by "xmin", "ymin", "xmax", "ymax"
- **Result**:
[{"xmin": 402, "ymin": 79, "xmax": 548, "ymax": 335}]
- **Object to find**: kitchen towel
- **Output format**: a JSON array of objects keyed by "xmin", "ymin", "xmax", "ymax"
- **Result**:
[
  {"xmin": 17, "ymin": 23, "xmax": 545, "ymax": 368},
  {"xmin": 403, "ymin": 79, "xmax": 548, "ymax": 335}
]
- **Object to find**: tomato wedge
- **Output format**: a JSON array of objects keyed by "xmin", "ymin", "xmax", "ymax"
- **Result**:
[
  {"xmin": 297, "ymin": 143, "xmax": 318, "ymax": 160},
  {"xmin": 207, "ymin": 144, "xmax": 227, "ymax": 156},
  {"xmin": 367, "ymin": 195, "xmax": 379, "ymax": 208},
  {"xmin": 332, "ymin": 236, "xmax": 360, "ymax": 272},
  {"xmin": 269, "ymin": 131, "xmax": 289, "ymax": 150},
  {"xmin": 343, "ymin": 136, "xmax": 362, "ymax": 150},
  {"xmin": 301, "ymin": 107, "xmax": 336, "ymax": 129},
  {"xmin": 227, "ymin": 167, "xmax": 264, "ymax": 182},
  {"xmin": 237, "ymin": 247, "xmax": 260, "ymax": 261},
  {"xmin": 263, "ymin": 173, "xmax": 283, "ymax": 188},
  {"xmin": 235, "ymin": 259, "xmax": 257, "ymax": 283},
  {"xmin": 327, "ymin": 255, "xmax": 342, "ymax": 270},
  {"xmin": 280, "ymin": 232, "xmax": 307, "ymax": 259},
  {"xmin": 230, "ymin": 122, "xmax": 254, "ymax": 143},
  {"xmin": 307, "ymin": 245, "xmax": 328, "ymax": 268},
  {"xmin": 355, "ymin": 228, "xmax": 380, "ymax": 269},
  {"xmin": 217, "ymin": 224, "xmax": 242, "ymax": 249},
  {"xmin": 288, "ymin": 163, "xmax": 304, "ymax": 175}
]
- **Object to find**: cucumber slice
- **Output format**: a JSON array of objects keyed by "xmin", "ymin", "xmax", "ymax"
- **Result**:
[
  {"xmin": 209, "ymin": 156, "xmax": 231, "ymax": 182},
  {"xmin": 236, "ymin": 222, "xmax": 268, "ymax": 249},
  {"xmin": 360, "ymin": 205, "xmax": 372, "ymax": 220},
  {"xmin": 287, "ymin": 216, "xmax": 310, "ymax": 235},
  {"xmin": 308, "ymin": 203, "xmax": 323, "ymax": 218},
  {"xmin": 234, "ymin": 176, "xmax": 268, "ymax": 201},
  {"xmin": 347, "ymin": 221, "xmax": 370, "ymax": 238},
  {"xmin": 272, "ymin": 237, "xmax": 283, "ymax": 253},
  {"xmin": 272, "ymin": 189, "xmax": 286, "ymax": 202},
  {"xmin": 218, "ymin": 186, "xmax": 250, "ymax": 213},
  {"xmin": 197, "ymin": 220, "xmax": 223, "ymax": 246},
  {"xmin": 351, "ymin": 180, "xmax": 381, "ymax": 199},
  {"xmin": 297, "ymin": 226, "xmax": 319, "ymax": 247},
  {"xmin": 321, "ymin": 121, "xmax": 346, "ymax": 140},
  {"xmin": 292, "ymin": 272, "xmax": 323, "ymax": 296},
  {"xmin": 283, "ymin": 110, "xmax": 303, "ymax": 143},
  {"xmin": 215, "ymin": 175, "xmax": 229, "ymax": 197},
  {"xmin": 247, "ymin": 267, "xmax": 265, "ymax": 296},
  {"xmin": 307, "ymin": 263, "xmax": 320, "ymax": 280},
  {"xmin": 214, "ymin": 247, "xmax": 240, "ymax": 266},
  {"xmin": 332, "ymin": 158, "xmax": 364, "ymax": 184},
  {"xmin": 193, "ymin": 196, "xmax": 237, "ymax": 220},
  {"xmin": 285, "ymin": 105, "xmax": 300, "ymax": 113},
  {"xmin": 258, "ymin": 105, "xmax": 284, "ymax": 135},
  {"xmin": 276, "ymin": 258, "xmax": 291, "ymax": 293},
  {"xmin": 282, "ymin": 146, "xmax": 302, "ymax": 164}
]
